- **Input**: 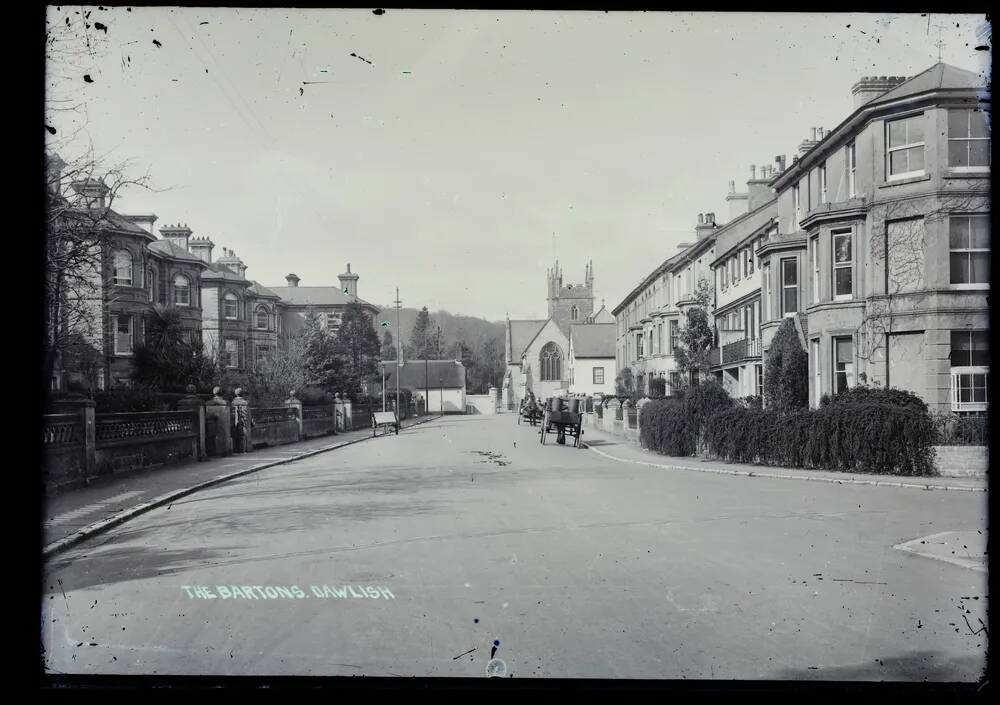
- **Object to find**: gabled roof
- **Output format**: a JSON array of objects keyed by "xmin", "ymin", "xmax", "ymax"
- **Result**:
[
  {"xmin": 590, "ymin": 305, "xmax": 614, "ymax": 323},
  {"xmin": 267, "ymin": 286, "xmax": 376, "ymax": 308},
  {"xmin": 248, "ymin": 280, "xmax": 282, "ymax": 300},
  {"xmin": 58, "ymin": 205, "xmax": 155, "ymax": 240},
  {"xmin": 378, "ymin": 359, "xmax": 466, "ymax": 390},
  {"xmin": 508, "ymin": 319, "xmax": 548, "ymax": 361},
  {"xmin": 570, "ymin": 323, "xmax": 616, "ymax": 358},
  {"xmin": 870, "ymin": 62, "xmax": 984, "ymax": 107},
  {"xmin": 148, "ymin": 239, "xmax": 207, "ymax": 264}
]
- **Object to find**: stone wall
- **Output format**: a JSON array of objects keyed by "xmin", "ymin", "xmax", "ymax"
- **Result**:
[{"xmin": 934, "ymin": 445, "xmax": 988, "ymax": 478}]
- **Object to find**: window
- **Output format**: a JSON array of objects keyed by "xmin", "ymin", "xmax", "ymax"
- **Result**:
[
  {"xmin": 762, "ymin": 263, "xmax": 771, "ymax": 321},
  {"xmin": 223, "ymin": 293, "xmax": 238, "ymax": 320},
  {"xmin": 847, "ymin": 142, "xmax": 857, "ymax": 196},
  {"xmin": 540, "ymin": 342, "xmax": 562, "ymax": 380},
  {"xmin": 224, "ymin": 338, "xmax": 239, "ymax": 369},
  {"xmin": 256, "ymin": 345, "xmax": 271, "ymax": 367},
  {"xmin": 636, "ymin": 333, "xmax": 644, "ymax": 359},
  {"xmin": 593, "ymin": 367, "xmax": 605, "ymax": 385},
  {"xmin": 755, "ymin": 364, "xmax": 763, "ymax": 396},
  {"xmin": 746, "ymin": 305, "xmax": 755, "ymax": 339},
  {"xmin": 887, "ymin": 114, "xmax": 925, "ymax": 178},
  {"xmin": 147, "ymin": 268, "xmax": 156, "ymax": 301},
  {"xmin": 114, "ymin": 313, "xmax": 132, "ymax": 355},
  {"xmin": 832, "ymin": 228, "xmax": 853, "ymax": 299},
  {"xmin": 743, "ymin": 249, "xmax": 750, "ymax": 278},
  {"xmin": 256, "ymin": 306, "xmax": 269, "ymax": 330},
  {"xmin": 948, "ymin": 109, "xmax": 990, "ymax": 168},
  {"xmin": 781, "ymin": 258, "xmax": 798, "ymax": 316},
  {"xmin": 812, "ymin": 339, "xmax": 821, "ymax": 405},
  {"xmin": 949, "ymin": 215, "xmax": 990, "ymax": 286},
  {"xmin": 833, "ymin": 337, "xmax": 854, "ymax": 394},
  {"xmin": 174, "ymin": 274, "xmax": 190, "ymax": 306},
  {"xmin": 793, "ymin": 183, "xmax": 801, "ymax": 225},
  {"xmin": 819, "ymin": 162, "xmax": 827, "ymax": 204},
  {"xmin": 721, "ymin": 261, "xmax": 728, "ymax": 289},
  {"xmin": 326, "ymin": 313, "xmax": 341, "ymax": 328},
  {"xmin": 113, "ymin": 250, "xmax": 133, "ymax": 286},
  {"xmin": 669, "ymin": 320, "xmax": 679, "ymax": 352},
  {"xmin": 950, "ymin": 330, "xmax": 989, "ymax": 412},
  {"xmin": 733, "ymin": 256, "xmax": 740, "ymax": 283},
  {"xmin": 748, "ymin": 245, "xmax": 755, "ymax": 275},
  {"xmin": 810, "ymin": 236, "xmax": 820, "ymax": 304},
  {"xmin": 669, "ymin": 371, "xmax": 682, "ymax": 394}
]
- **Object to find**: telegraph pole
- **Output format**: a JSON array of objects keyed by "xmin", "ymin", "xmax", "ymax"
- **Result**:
[{"xmin": 394, "ymin": 288, "xmax": 402, "ymax": 418}]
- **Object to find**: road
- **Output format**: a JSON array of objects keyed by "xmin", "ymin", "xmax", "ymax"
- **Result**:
[{"xmin": 42, "ymin": 414, "xmax": 988, "ymax": 680}]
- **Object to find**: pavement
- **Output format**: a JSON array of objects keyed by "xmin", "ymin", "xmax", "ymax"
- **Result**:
[
  {"xmin": 42, "ymin": 414, "xmax": 441, "ymax": 557},
  {"xmin": 579, "ymin": 424, "xmax": 988, "ymax": 492},
  {"xmin": 41, "ymin": 413, "xmax": 987, "ymax": 681}
]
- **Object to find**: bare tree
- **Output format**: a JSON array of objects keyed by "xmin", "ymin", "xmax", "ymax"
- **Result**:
[
  {"xmin": 44, "ymin": 150, "xmax": 154, "ymax": 393},
  {"xmin": 855, "ymin": 181, "xmax": 989, "ymax": 387}
]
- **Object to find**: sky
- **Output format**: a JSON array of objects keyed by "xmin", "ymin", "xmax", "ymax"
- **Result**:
[{"xmin": 45, "ymin": 8, "xmax": 990, "ymax": 321}]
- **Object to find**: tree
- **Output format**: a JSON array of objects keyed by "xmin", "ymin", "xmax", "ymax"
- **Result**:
[
  {"xmin": 763, "ymin": 317, "xmax": 809, "ymax": 412},
  {"xmin": 380, "ymin": 330, "xmax": 396, "ymax": 361},
  {"xmin": 615, "ymin": 367, "xmax": 637, "ymax": 399},
  {"xmin": 243, "ymin": 336, "xmax": 308, "ymax": 407},
  {"xmin": 301, "ymin": 311, "xmax": 342, "ymax": 390},
  {"xmin": 410, "ymin": 307, "xmax": 434, "ymax": 359},
  {"xmin": 44, "ymin": 150, "xmax": 154, "ymax": 394},
  {"xmin": 334, "ymin": 302, "xmax": 381, "ymax": 398},
  {"xmin": 674, "ymin": 278, "xmax": 715, "ymax": 384}
]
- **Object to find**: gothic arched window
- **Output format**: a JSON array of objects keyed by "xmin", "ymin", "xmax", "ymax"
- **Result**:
[
  {"xmin": 571, "ymin": 305, "xmax": 579, "ymax": 321},
  {"xmin": 174, "ymin": 274, "xmax": 191, "ymax": 306},
  {"xmin": 540, "ymin": 342, "xmax": 563, "ymax": 381}
]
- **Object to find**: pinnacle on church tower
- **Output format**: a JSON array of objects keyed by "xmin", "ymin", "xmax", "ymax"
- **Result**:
[{"xmin": 546, "ymin": 259, "xmax": 596, "ymax": 335}]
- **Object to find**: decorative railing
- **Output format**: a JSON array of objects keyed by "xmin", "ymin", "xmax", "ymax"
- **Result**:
[
  {"xmin": 930, "ymin": 412, "xmax": 989, "ymax": 446},
  {"xmin": 43, "ymin": 414, "xmax": 82, "ymax": 446},
  {"xmin": 95, "ymin": 411, "xmax": 196, "ymax": 445},
  {"xmin": 722, "ymin": 337, "xmax": 762, "ymax": 365},
  {"xmin": 251, "ymin": 406, "xmax": 299, "ymax": 427}
]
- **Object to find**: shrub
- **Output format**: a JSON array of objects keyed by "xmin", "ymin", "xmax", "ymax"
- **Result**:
[
  {"xmin": 703, "ymin": 403, "xmax": 937, "ymax": 476},
  {"xmin": 737, "ymin": 395, "xmax": 763, "ymax": 410},
  {"xmin": 296, "ymin": 386, "xmax": 335, "ymax": 406},
  {"xmin": 639, "ymin": 398, "xmax": 696, "ymax": 456},
  {"xmin": 819, "ymin": 385, "xmax": 928, "ymax": 414},
  {"xmin": 92, "ymin": 386, "xmax": 161, "ymax": 413},
  {"xmin": 763, "ymin": 318, "xmax": 809, "ymax": 412}
]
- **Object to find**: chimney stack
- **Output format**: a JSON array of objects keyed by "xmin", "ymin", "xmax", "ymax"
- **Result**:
[
  {"xmin": 159, "ymin": 223, "xmax": 192, "ymax": 252},
  {"xmin": 123, "ymin": 213, "xmax": 158, "ymax": 235},
  {"xmin": 746, "ymin": 159, "xmax": 775, "ymax": 211},
  {"xmin": 189, "ymin": 236, "xmax": 215, "ymax": 263},
  {"xmin": 338, "ymin": 263, "xmax": 359, "ymax": 297},
  {"xmin": 285, "ymin": 273, "xmax": 300, "ymax": 287},
  {"xmin": 726, "ymin": 177, "xmax": 749, "ymax": 219},
  {"xmin": 695, "ymin": 212, "xmax": 716, "ymax": 240},
  {"xmin": 216, "ymin": 247, "xmax": 247, "ymax": 279},
  {"xmin": 70, "ymin": 177, "xmax": 110, "ymax": 210},
  {"xmin": 851, "ymin": 75, "xmax": 907, "ymax": 109},
  {"xmin": 774, "ymin": 154, "xmax": 787, "ymax": 174}
]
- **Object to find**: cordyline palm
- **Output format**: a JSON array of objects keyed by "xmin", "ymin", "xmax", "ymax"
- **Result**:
[{"xmin": 131, "ymin": 304, "xmax": 192, "ymax": 390}]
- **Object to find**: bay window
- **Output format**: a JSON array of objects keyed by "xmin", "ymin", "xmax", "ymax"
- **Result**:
[
  {"xmin": 832, "ymin": 228, "xmax": 853, "ymax": 299},
  {"xmin": 948, "ymin": 109, "xmax": 990, "ymax": 169},
  {"xmin": 174, "ymin": 274, "xmax": 191, "ymax": 306},
  {"xmin": 781, "ymin": 258, "xmax": 798, "ymax": 316},
  {"xmin": 833, "ymin": 336, "xmax": 854, "ymax": 394},
  {"xmin": 949, "ymin": 214, "xmax": 990, "ymax": 287},
  {"xmin": 887, "ymin": 114, "xmax": 925, "ymax": 179},
  {"xmin": 113, "ymin": 249, "xmax": 133, "ymax": 286},
  {"xmin": 950, "ymin": 330, "xmax": 989, "ymax": 413}
]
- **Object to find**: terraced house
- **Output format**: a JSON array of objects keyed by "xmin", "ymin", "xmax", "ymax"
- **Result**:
[
  {"xmin": 613, "ymin": 61, "xmax": 989, "ymax": 416},
  {"xmin": 760, "ymin": 62, "xmax": 990, "ymax": 413},
  {"xmin": 612, "ymin": 212, "xmax": 719, "ymax": 395}
]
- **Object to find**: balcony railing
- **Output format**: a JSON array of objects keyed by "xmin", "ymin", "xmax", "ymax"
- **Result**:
[{"xmin": 710, "ymin": 337, "xmax": 762, "ymax": 368}]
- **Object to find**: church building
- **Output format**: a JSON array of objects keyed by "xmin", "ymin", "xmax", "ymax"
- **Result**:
[{"xmin": 502, "ymin": 260, "xmax": 605, "ymax": 409}]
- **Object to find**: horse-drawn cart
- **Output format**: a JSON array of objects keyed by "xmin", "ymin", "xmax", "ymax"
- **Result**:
[
  {"xmin": 518, "ymin": 399, "xmax": 544, "ymax": 426},
  {"xmin": 539, "ymin": 397, "xmax": 584, "ymax": 448}
]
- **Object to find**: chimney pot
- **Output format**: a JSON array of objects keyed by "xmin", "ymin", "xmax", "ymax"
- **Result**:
[
  {"xmin": 729, "ymin": 180, "xmax": 735, "ymax": 193},
  {"xmin": 698, "ymin": 213, "xmax": 704, "ymax": 225},
  {"xmin": 750, "ymin": 165, "xmax": 756, "ymax": 179}
]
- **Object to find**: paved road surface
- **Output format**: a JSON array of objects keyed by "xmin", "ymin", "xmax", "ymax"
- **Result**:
[{"xmin": 42, "ymin": 415, "xmax": 988, "ymax": 680}]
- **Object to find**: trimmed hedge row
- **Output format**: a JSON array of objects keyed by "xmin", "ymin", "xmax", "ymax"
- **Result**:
[
  {"xmin": 702, "ymin": 403, "xmax": 938, "ymax": 475},
  {"xmin": 640, "ymin": 384, "xmax": 939, "ymax": 476}
]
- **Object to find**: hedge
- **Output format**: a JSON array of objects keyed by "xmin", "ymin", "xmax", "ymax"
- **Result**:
[
  {"xmin": 703, "ymin": 402, "xmax": 938, "ymax": 476},
  {"xmin": 638, "ymin": 381, "xmax": 733, "ymax": 456}
]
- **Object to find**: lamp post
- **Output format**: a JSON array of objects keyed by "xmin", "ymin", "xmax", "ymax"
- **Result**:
[{"xmin": 439, "ymin": 376, "xmax": 443, "ymax": 417}]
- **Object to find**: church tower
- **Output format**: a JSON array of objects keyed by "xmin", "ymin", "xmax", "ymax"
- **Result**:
[{"xmin": 546, "ymin": 259, "xmax": 595, "ymax": 335}]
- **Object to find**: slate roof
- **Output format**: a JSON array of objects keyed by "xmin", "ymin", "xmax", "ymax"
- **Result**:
[
  {"xmin": 59, "ymin": 205, "xmax": 155, "ymax": 240},
  {"xmin": 570, "ymin": 323, "xmax": 616, "ymax": 358},
  {"xmin": 267, "ymin": 286, "xmax": 376, "ymax": 308},
  {"xmin": 870, "ymin": 62, "xmax": 984, "ymax": 107},
  {"xmin": 148, "ymin": 239, "xmax": 207, "ymax": 264},
  {"xmin": 378, "ymin": 359, "xmax": 466, "ymax": 390},
  {"xmin": 248, "ymin": 280, "xmax": 282, "ymax": 299},
  {"xmin": 507, "ymin": 320, "xmax": 548, "ymax": 362},
  {"xmin": 201, "ymin": 261, "xmax": 248, "ymax": 283}
]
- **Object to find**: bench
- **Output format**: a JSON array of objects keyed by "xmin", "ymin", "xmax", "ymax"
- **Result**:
[{"xmin": 372, "ymin": 411, "xmax": 399, "ymax": 436}]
